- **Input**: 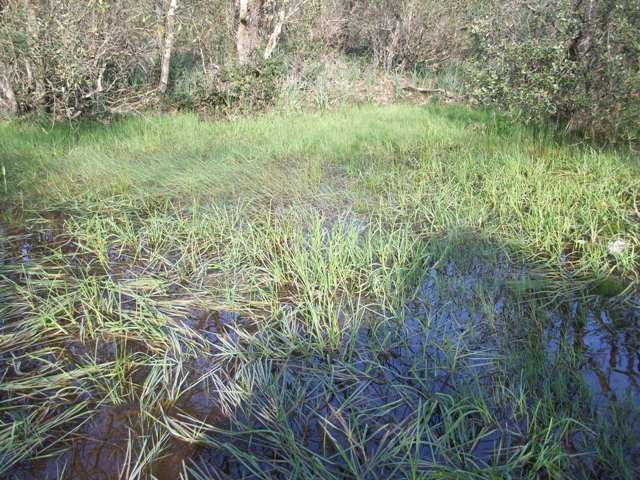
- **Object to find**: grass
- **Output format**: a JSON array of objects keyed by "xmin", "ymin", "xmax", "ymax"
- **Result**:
[{"xmin": 0, "ymin": 104, "xmax": 638, "ymax": 479}]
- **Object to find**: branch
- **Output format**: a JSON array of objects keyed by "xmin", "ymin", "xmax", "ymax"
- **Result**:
[{"xmin": 402, "ymin": 86, "xmax": 460, "ymax": 100}]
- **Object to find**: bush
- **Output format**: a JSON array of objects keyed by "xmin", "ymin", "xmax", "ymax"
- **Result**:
[
  {"xmin": 166, "ymin": 57, "xmax": 287, "ymax": 114},
  {"xmin": 0, "ymin": 1, "xmax": 155, "ymax": 119},
  {"xmin": 215, "ymin": 58, "xmax": 286, "ymax": 111},
  {"xmin": 467, "ymin": 0, "xmax": 640, "ymax": 144}
]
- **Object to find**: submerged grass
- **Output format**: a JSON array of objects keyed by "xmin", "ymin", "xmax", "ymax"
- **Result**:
[{"xmin": 0, "ymin": 104, "xmax": 638, "ymax": 479}]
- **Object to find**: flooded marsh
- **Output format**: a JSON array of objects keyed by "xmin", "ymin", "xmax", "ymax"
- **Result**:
[{"xmin": 1, "ymin": 105, "xmax": 639, "ymax": 478}]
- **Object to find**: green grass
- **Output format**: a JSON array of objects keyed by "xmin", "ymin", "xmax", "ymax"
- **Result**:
[
  {"xmin": 2, "ymin": 105, "xmax": 637, "ymax": 284},
  {"xmin": 0, "ymin": 104, "xmax": 638, "ymax": 478}
]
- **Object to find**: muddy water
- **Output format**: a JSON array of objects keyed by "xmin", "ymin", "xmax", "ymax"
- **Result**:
[
  {"xmin": 5, "ymin": 308, "xmax": 240, "ymax": 480},
  {"xmin": 10, "ymin": 406, "xmax": 202, "ymax": 480},
  {"xmin": 66, "ymin": 406, "xmax": 134, "ymax": 479}
]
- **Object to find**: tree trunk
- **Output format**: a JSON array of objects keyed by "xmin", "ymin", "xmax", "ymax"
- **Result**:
[
  {"xmin": 237, "ymin": 0, "xmax": 262, "ymax": 65},
  {"xmin": 23, "ymin": 0, "xmax": 44, "ymax": 107},
  {"xmin": 159, "ymin": 0, "xmax": 177, "ymax": 94},
  {"xmin": 264, "ymin": 8, "xmax": 285, "ymax": 60},
  {"xmin": 263, "ymin": 0, "xmax": 307, "ymax": 61},
  {"xmin": 0, "ymin": 67, "xmax": 18, "ymax": 116},
  {"xmin": 384, "ymin": 19, "xmax": 401, "ymax": 72}
]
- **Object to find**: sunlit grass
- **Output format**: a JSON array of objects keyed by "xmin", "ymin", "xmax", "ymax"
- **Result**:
[{"xmin": 1, "ymin": 104, "xmax": 637, "ymax": 284}]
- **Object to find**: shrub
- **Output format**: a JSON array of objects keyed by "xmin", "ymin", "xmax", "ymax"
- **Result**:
[
  {"xmin": 0, "ymin": 1, "xmax": 155, "ymax": 119},
  {"xmin": 467, "ymin": 0, "xmax": 640, "ymax": 144},
  {"xmin": 166, "ymin": 57, "xmax": 287, "ymax": 114}
]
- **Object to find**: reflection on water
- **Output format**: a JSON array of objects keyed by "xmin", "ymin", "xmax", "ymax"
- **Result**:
[
  {"xmin": 187, "ymin": 257, "xmax": 521, "ymax": 476},
  {"xmin": 547, "ymin": 299, "xmax": 640, "ymax": 406},
  {"xmin": 582, "ymin": 328, "xmax": 638, "ymax": 402}
]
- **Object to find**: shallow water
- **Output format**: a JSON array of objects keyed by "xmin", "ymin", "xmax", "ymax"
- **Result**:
[
  {"xmin": 580, "ymin": 314, "xmax": 639, "ymax": 403},
  {"xmin": 3, "ymin": 229, "xmax": 639, "ymax": 478},
  {"xmin": 183, "ymin": 257, "xmax": 539, "ymax": 476},
  {"xmin": 5, "ymin": 308, "xmax": 240, "ymax": 480},
  {"xmin": 547, "ymin": 303, "xmax": 640, "ymax": 405}
]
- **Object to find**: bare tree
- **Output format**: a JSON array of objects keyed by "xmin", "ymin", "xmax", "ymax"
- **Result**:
[{"xmin": 159, "ymin": 0, "xmax": 178, "ymax": 93}]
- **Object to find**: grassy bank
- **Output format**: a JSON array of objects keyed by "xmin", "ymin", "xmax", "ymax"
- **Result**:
[{"xmin": 1, "ymin": 104, "xmax": 639, "ymax": 478}]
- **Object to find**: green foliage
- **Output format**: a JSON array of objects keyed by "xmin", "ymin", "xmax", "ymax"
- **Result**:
[
  {"xmin": 214, "ymin": 58, "xmax": 287, "ymax": 112},
  {"xmin": 167, "ymin": 57, "xmax": 287, "ymax": 114},
  {"xmin": 468, "ymin": 37, "xmax": 580, "ymax": 122},
  {"xmin": 467, "ymin": 0, "xmax": 640, "ymax": 144},
  {"xmin": 0, "ymin": 0, "xmax": 637, "ymax": 146}
]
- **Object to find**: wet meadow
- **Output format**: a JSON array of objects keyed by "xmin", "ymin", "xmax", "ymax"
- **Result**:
[{"xmin": 1, "ymin": 104, "xmax": 638, "ymax": 479}]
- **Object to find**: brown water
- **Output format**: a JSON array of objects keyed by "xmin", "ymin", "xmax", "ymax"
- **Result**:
[{"xmin": 5, "ymin": 308, "xmax": 238, "ymax": 480}]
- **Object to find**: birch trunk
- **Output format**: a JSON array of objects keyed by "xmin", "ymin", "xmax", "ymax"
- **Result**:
[
  {"xmin": 0, "ymin": 67, "xmax": 18, "ymax": 115},
  {"xmin": 264, "ymin": 1, "xmax": 307, "ymax": 60},
  {"xmin": 264, "ymin": 8, "xmax": 285, "ymax": 60},
  {"xmin": 159, "ymin": 0, "xmax": 178, "ymax": 94}
]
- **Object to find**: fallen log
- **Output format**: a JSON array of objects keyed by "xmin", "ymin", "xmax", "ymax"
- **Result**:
[{"xmin": 402, "ymin": 86, "xmax": 460, "ymax": 100}]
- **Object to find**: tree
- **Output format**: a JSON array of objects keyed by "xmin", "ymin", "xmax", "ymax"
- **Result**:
[
  {"xmin": 236, "ymin": 0, "xmax": 263, "ymax": 65},
  {"xmin": 159, "ymin": 0, "xmax": 178, "ymax": 94},
  {"xmin": 0, "ymin": 62, "xmax": 17, "ymax": 115},
  {"xmin": 263, "ymin": 0, "xmax": 309, "ymax": 60}
]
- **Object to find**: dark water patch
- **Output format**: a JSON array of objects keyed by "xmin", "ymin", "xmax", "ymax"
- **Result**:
[
  {"xmin": 579, "ymin": 312, "xmax": 639, "ymax": 403},
  {"xmin": 6, "ymin": 453, "xmax": 71, "ymax": 480},
  {"xmin": 1, "ymin": 217, "xmax": 74, "ymax": 261},
  {"xmin": 8, "ymin": 405, "xmax": 133, "ymax": 480},
  {"xmin": 65, "ymin": 337, "xmax": 119, "ymax": 366},
  {"xmin": 69, "ymin": 406, "xmax": 135, "ymax": 480},
  {"xmin": 8, "ymin": 376, "xmax": 227, "ymax": 480},
  {"xmin": 151, "ymin": 397, "xmax": 224, "ymax": 480},
  {"xmin": 547, "ymin": 302, "xmax": 640, "ymax": 405},
  {"xmin": 1, "ymin": 304, "xmax": 243, "ymax": 479}
]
